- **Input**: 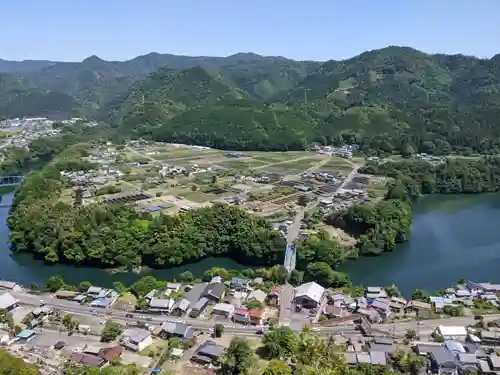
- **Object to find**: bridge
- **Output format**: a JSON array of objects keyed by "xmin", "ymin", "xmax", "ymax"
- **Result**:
[
  {"xmin": 283, "ymin": 243, "xmax": 296, "ymax": 273},
  {"xmin": 0, "ymin": 176, "xmax": 24, "ymax": 187}
]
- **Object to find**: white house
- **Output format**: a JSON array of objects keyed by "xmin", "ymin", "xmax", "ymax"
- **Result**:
[
  {"xmin": 121, "ymin": 329, "xmax": 153, "ymax": 352},
  {"xmin": 294, "ymin": 282, "xmax": 325, "ymax": 308}
]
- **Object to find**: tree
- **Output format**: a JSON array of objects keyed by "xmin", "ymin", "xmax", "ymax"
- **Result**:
[
  {"xmin": 263, "ymin": 360, "xmax": 292, "ymax": 375},
  {"xmin": 392, "ymin": 350, "xmax": 426, "ymax": 375},
  {"xmin": 101, "ymin": 320, "xmax": 122, "ymax": 342},
  {"xmin": 179, "ymin": 271, "xmax": 194, "ymax": 282},
  {"xmin": 405, "ymin": 328, "xmax": 418, "ymax": 341},
  {"xmin": 304, "ymin": 262, "xmax": 350, "ymax": 288},
  {"xmin": 45, "ymin": 275, "xmax": 65, "ymax": 292},
  {"xmin": 297, "ymin": 194, "xmax": 308, "ymax": 207},
  {"xmin": 79, "ymin": 281, "xmax": 92, "ymax": 292},
  {"xmin": 263, "ymin": 327, "xmax": 298, "ymax": 359},
  {"xmin": 384, "ymin": 284, "xmax": 401, "ymax": 297},
  {"xmin": 211, "ymin": 175, "xmax": 217, "ymax": 184},
  {"xmin": 0, "ymin": 349, "xmax": 39, "ymax": 375},
  {"xmin": 62, "ymin": 314, "xmax": 73, "ymax": 329},
  {"xmin": 29, "ymin": 283, "xmax": 38, "ymax": 292},
  {"xmin": 411, "ymin": 288, "xmax": 430, "ymax": 302},
  {"xmin": 214, "ymin": 324, "xmax": 224, "ymax": 338},
  {"xmin": 289, "ymin": 269, "xmax": 303, "ymax": 285},
  {"xmin": 113, "ymin": 281, "xmax": 128, "ymax": 295},
  {"xmin": 244, "ymin": 300, "xmax": 263, "ymax": 310},
  {"xmin": 130, "ymin": 276, "xmax": 165, "ymax": 298},
  {"xmin": 222, "ymin": 337, "xmax": 256, "ymax": 375}
]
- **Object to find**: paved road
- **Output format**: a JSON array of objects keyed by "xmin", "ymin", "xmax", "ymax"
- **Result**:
[{"xmin": 279, "ymin": 208, "xmax": 304, "ymax": 326}]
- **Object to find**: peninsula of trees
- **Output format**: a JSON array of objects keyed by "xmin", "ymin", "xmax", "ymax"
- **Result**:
[{"xmin": 7, "ymin": 146, "xmax": 286, "ymax": 269}]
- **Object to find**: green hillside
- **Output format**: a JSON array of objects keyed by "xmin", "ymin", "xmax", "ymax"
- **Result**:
[
  {"xmin": 0, "ymin": 73, "xmax": 78, "ymax": 119},
  {"xmin": 1, "ymin": 47, "xmax": 500, "ymax": 154}
]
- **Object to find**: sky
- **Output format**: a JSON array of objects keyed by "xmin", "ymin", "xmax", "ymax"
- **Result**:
[{"xmin": 1, "ymin": 0, "xmax": 499, "ymax": 62}]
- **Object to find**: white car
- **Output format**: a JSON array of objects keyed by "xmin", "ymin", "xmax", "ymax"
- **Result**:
[{"xmin": 311, "ymin": 328, "xmax": 320, "ymax": 332}]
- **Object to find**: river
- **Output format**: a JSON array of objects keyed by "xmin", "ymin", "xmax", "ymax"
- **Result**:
[
  {"xmin": 0, "ymin": 192, "xmax": 250, "ymax": 288},
  {"xmin": 3, "ymin": 192, "xmax": 500, "ymax": 293},
  {"xmin": 342, "ymin": 193, "xmax": 500, "ymax": 297}
]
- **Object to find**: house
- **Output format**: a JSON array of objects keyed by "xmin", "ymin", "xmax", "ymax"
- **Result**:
[
  {"xmin": 365, "ymin": 287, "xmax": 388, "ymax": 300},
  {"xmin": 121, "ymin": 329, "xmax": 153, "ymax": 352},
  {"xmin": 89, "ymin": 291, "xmax": 118, "ymax": 308},
  {"xmin": 16, "ymin": 329, "xmax": 36, "ymax": 342},
  {"xmin": 232, "ymin": 308, "xmax": 250, "ymax": 324},
  {"xmin": 370, "ymin": 299, "xmax": 391, "ymax": 321},
  {"xmin": 357, "ymin": 307, "xmax": 381, "ymax": 323},
  {"xmin": 202, "ymin": 283, "xmax": 225, "ymax": 303},
  {"xmin": 231, "ymin": 278, "xmax": 250, "ymax": 291},
  {"xmin": 190, "ymin": 297, "xmax": 209, "ymax": 317},
  {"xmin": 389, "ymin": 296, "xmax": 407, "ymax": 313},
  {"xmin": 487, "ymin": 355, "xmax": 500, "ymax": 372},
  {"xmin": 212, "ymin": 303, "xmax": 235, "ymax": 317},
  {"xmin": 149, "ymin": 298, "xmax": 173, "ymax": 313},
  {"xmin": 0, "ymin": 292, "xmax": 18, "ymax": 312},
  {"xmin": 99, "ymin": 346, "xmax": 123, "ymax": 362},
  {"xmin": 55, "ymin": 290, "xmax": 79, "ymax": 300},
  {"xmin": 324, "ymin": 305, "xmax": 345, "ymax": 318},
  {"xmin": 248, "ymin": 308, "xmax": 266, "ymax": 325},
  {"xmin": 406, "ymin": 300, "xmax": 432, "ymax": 314},
  {"xmin": 437, "ymin": 326, "xmax": 467, "ymax": 340},
  {"xmin": 294, "ymin": 282, "xmax": 325, "ymax": 308},
  {"xmin": 415, "ymin": 343, "xmax": 445, "ymax": 356},
  {"xmin": 267, "ymin": 286, "xmax": 281, "ymax": 306},
  {"xmin": 480, "ymin": 331, "xmax": 500, "ymax": 345},
  {"xmin": 87, "ymin": 286, "xmax": 105, "ymax": 297},
  {"xmin": 166, "ymin": 283, "xmax": 181, "ymax": 292},
  {"xmin": 368, "ymin": 337, "xmax": 395, "ymax": 353},
  {"xmin": 160, "ymin": 322, "xmax": 194, "ymax": 340},
  {"xmin": 444, "ymin": 340, "xmax": 466, "ymax": 354},
  {"xmin": 370, "ymin": 351, "xmax": 387, "ymax": 366},
  {"xmin": 145, "ymin": 290, "xmax": 157, "ymax": 300},
  {"xmin": 171, "ymin": 299, "xmax": 190, "ymax": 315},
  {"xmin": 247, "ymin": 289, "xmax": 267, "ymax": 303},
  {"xmin": 210, "ymin": 276, "xmax": 223, "ymax": 284},
  {"xmin": 191, "ymin": 341, "xmax": 225, "ymax": 364},
  {"xmin": 467, "ymin": 281, "xmax": 500, "ymax": 294},
  {"xmin": 253, "ymin": 277, "xmax": 263, "ymax": 285},
  {"xmin": 70, "ymin": 352, "xmax": 106, "ymax": 368},
  {"xmin": 429, "ymin": 347, "xmax": 457, "ymax": 374},
  {"xmin": 32, "ymin": 306, "xmax": 54, "ymax": 319},
  {"xmin": 0, "ymin": 281, "xmax": 21, "ymax": 292}
]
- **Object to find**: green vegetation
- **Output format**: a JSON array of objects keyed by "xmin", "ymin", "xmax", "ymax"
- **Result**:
[
  {"xmin": 0, "ymin": 349, "xmax": 39, "ymax": 375},
  {"xmin": 7, "ymin": 147, "xmax": 286, "ymax": 268},
  {"xmin": 3, "ymin": 47, "xmax": 500, "ymax": 154},
  {"xmin": 100, "ymin": 320, "xmax": 122, "ymax": 342}
]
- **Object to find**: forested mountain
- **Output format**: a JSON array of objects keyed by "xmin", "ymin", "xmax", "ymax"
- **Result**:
[
  {"xmin": 0, "ymin": 73, "xmax": 78, "ymax": 119},
  {"xmin": 1, "ymin": 47, "xmax": 500, "ymax": 153}
]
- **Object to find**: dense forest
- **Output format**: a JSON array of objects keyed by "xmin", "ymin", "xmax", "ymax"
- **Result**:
[
  {"xmin": 1, "ymin": 47, "xmax": 500, "ymax": 153},
  {"xmin": 0, "ymin": 349, "xmax": 39, "ymax": 375},
  {"xmin": 361, "ymin": 157, "xmax": 500, "ymax": 195},
  {"xmin": 7, "ymin": 146, "xmax": 286, "ymax": 269}
]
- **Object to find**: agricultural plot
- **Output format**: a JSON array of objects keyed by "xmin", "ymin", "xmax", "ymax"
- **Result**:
[
  {"xmin": 260, "ymin": 156, "xmax": 326, "ymax": 174},
  {"xmin": 316, "ymin": 157, "xmax": 354, "ymax": 175}
]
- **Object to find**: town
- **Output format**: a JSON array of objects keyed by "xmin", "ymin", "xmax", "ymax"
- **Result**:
[{"xmin": 1, "ymin": 276, "xmax": 500, "ymax": 375}]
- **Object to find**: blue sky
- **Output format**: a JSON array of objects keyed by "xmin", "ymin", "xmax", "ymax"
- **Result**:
[{"xmin": 1, "ymin": 0, "xmax": 499, "ymax": 62}]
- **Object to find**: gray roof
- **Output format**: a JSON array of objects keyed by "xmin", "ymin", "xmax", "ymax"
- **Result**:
[
  {"xmin": 357, "ymin": 353, "xmax": 371, "ymax": 364},
  {"xmin": 160, "ymin": 322, "xmax": 193, "ymax": 339},
  {"xmin": 489, "ymin": 355, "xmax": 500, "ymax": 369},
  {"xmin": 203, "ymin": 283, "xmax": 225, "ymax": 299},
  {"xmin": 344, "ymin": 353, "xmax": 357, "ymax": 365},
  {"xmin": 444, "ymin": 340, "xmax": 466, "ymax": 353},
  {"xmin": 369, "ymin": 343, "xmax": 395, "ymax": 353},
  {"xmin": 373, "ymin": 336, "xmax": 393, "ymax": 345},
  {"xmin": 87, "ymin": 286, "xmax": 103, "ymax": 294},
  {"xmin": 0, "ymin": 292, "xmax": 17, "ymax": 309},
  {"xmin": 149, "ymin": 299, "xmax": 170, "ymax": 309},
  {"xmin": 123, "ymin": 329, "xmax": 150, "ymax": 343},
  {"xmin": 231, "ymin": 277, "xmax": 249, "ymax": 287},
  {"xmin": 173, "ymin": 299, "xmax": 190, "ymax": 311},
  {"xmin": 370, "ymin": 351, "xmax": 387, "ymax": 365},
  {"xmin": 431, "ymin": 347, "xmax": 457, "ymax": 368},
  {"xmin": 191, "ymin": 297, "xmax": 209, "ymax": 311},
  {"xmin": 458, "ymin": 353, "xmax": 477, "ymax": 364},
  {"xmin": 197, "ymin": 341, "xmax": 225, "ymax": 359},
  {"xmin": 247, "ymin": 289, "xmax": 267, "ymax": 303},
  {"xmin": 416, "ymin": 344, "xmax": 444, "ymax": 356}
]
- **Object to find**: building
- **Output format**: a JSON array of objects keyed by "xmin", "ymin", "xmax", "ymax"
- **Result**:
[
  {"xmin": 55, "ymin": 290, "xmax": 79, "ymax": 300},
  {"xmin": 248, "ymin": 308, "xmax": 266, "ymax": 325},
  {"xmin": 0, "ymin": 281, "xmax": 21, "ymax": 292},
  {"xmin": 437, "ymin": 325, "xmax": 467, "ymax": 340},
  {"xmin": 149, "ymin": 298, "xmax": 173, "ymax": 313},
  {"xmin": 70, "ymin": 352, "xmax": 106, "ymax": 368},
  {"xmin": 0, "ymin": 292, "xmax": 18, "ymax": 312},
  {"xmin": 231, "ymin": 278, "xmax": 250, "ymax": 291},
  {"xmin": 191, "ymin": 341, "xmax": 225, "ymax": 365},
  {"xmin": 121, "ymin": 329, "xmax": 153, "ymax": 352},
  {"xmin": 370, "ymin": 299, "xmax": 391, "ymax": 321},
  {"xmin": 160, "ymin": 322, "xmax": 194, "ymax": 340},
  {"xmin": 99, "ymin": 346, "xmax": 123, "ymax": 362},
  {"xmin": 365, "ymin": 287, "xmax": 388, "ymax": 300},
  {"xmin": 190, "ymin": 297, "xmax": 209, "ymax": 317},
  {"xmin": 89, "ymin": 291, "xmax": 118, "ymax": 308},
  {"xmin": 166, "ymin": 283, "xmax": 181, "ymax": 292},
  {"xmin": 294, "ymin": 282, "xmax": 325, "ymax": 308},
  {"xmin": 16, "ymin": 329, "xmax": 36, "ymax": 342},
  {"xmin": 429, "ymin": 347, "xmax": 457, "ymax": 374},
  {"xmin": 267, "ymin": 286, "xmax": 281, "ymax": 306},
  {"xmin": 212, "ymin": 303, "xmax": 235, "ymax": 317},
  {"xmin": 202, "ymin": 283, "xmax": 225, "ymax": 303},
  {"xmin": 247, "ymin": 289, "xmax": 267, "ymax": 303},
  {"xmin": 406, "ymin": 300, "xmax": 432, "ymax": 314},
  {"xmin": 87, "ymin": 286, "xmax": 105, "ymax": 297},
  {"xmin": 232, "ymin": 308, "xmax": 250, "ymax": 324},
  {"xmin": 171, "ymin": 299, "xmax": 190, "ymax": 315}
]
